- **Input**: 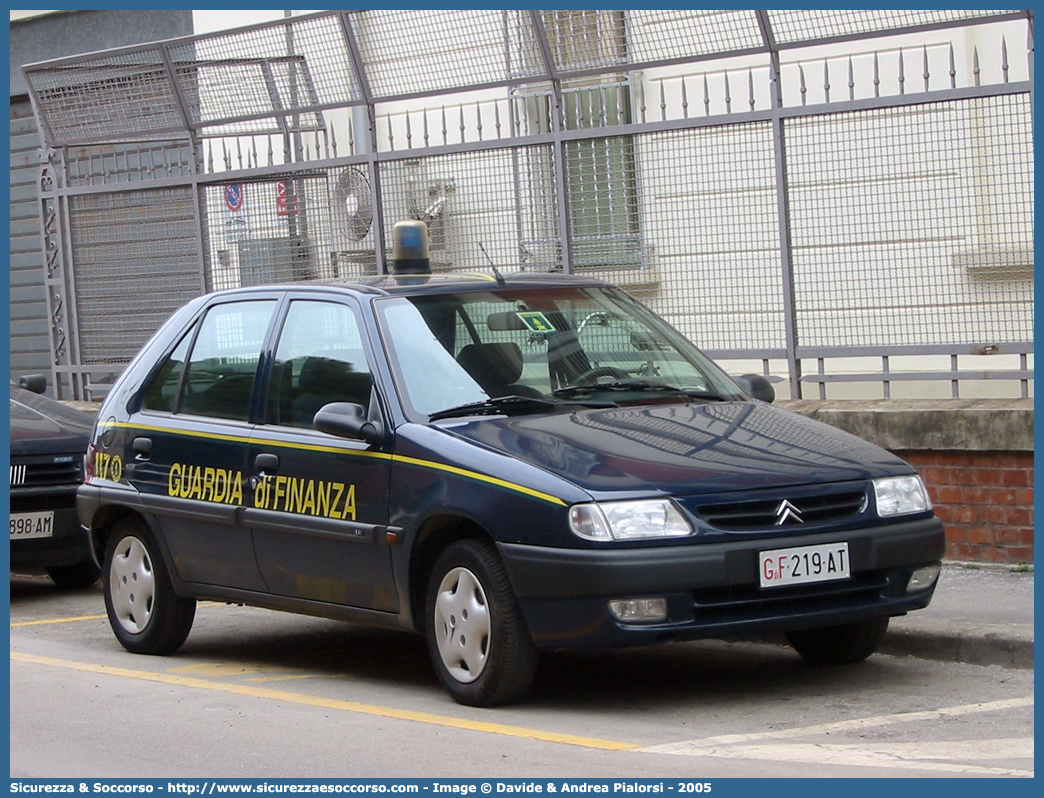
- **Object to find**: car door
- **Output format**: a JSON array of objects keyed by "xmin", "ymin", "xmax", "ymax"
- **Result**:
[
  {"xmin": 245, "ymin": 296, "xmax": 397, "ymax": 612},
  {"xmin": 126, "ymin": 298, "xmax": 277, "ymax": 591}
]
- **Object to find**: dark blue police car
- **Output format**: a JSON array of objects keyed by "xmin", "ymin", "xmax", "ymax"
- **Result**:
[{"xmin": 79, "ymin": 222, "xmax": 944, "ymax": 706}]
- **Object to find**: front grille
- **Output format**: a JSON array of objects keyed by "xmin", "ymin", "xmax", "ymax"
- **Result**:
[
  {"xmin": 697, "ymin": 491, "xmax": 867, "ymax": 530},
  {"xmin": 10, "ymin": 492, "xmax": 78, "ymax": 513},
  {"xmin": 10, "ymin": 459, "xmax": 82, "ymax": 488}
]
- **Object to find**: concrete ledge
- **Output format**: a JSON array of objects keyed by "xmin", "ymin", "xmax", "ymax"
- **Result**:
[
  {"xmin": 880, "ymin": 620, "xmax": 1035, "ymax": 669},
  {"xmin": 778, "ymin": 398, "xmax": 1033, "ymax": 452}
]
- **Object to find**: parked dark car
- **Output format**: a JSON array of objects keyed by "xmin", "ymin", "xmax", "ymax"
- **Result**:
[
  {"xmin": 10, "ymin": 375, "xmax": 99, "ymax": 587},
  {"xmin": 78, "ymin": 222, "xmax": 944, "ymax": 705}
]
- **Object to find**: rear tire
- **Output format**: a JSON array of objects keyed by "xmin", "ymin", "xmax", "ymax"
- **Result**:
[
  {"xmin": 46, "ymin": 561, "xmax": 101, "ymax": 589},
  {"xmin": 103, "ymin": 518, "xmax": 195, "ymax": 655},
  {"xmin": 786, "ymin": 617, "xmax": 889, "ymax": 665},
  {"xmin": 426, "ymin": 539, "xmax": 538, "ymax": 706}
]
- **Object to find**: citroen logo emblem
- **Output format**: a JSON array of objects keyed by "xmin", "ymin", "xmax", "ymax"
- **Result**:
[{"xmin": 775, "ymin": 499, "xmax": 804, "ymax": 525}]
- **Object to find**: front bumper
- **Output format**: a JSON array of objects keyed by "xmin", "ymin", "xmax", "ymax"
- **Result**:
[
  {"xmin": 10, "ymin": 492, "xmax": 94, "ymax": 569},
  {"xmin": 499, "ymin": 516, "xmax": 945, "ymax": 648}
]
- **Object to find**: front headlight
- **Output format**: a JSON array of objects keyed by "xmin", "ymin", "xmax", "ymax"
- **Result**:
[
  {"xmin": 873, "ymin": 475, "xmax": 932, "ymax": 517},
  {"xmin": 569, "ymin": 499, "xmax": 693, "ymax": 541}
]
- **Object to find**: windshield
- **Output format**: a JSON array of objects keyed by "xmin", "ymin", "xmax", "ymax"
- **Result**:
[{"xmin": 376, "ymin": 284, "xmax": 745, "ymax": 419}]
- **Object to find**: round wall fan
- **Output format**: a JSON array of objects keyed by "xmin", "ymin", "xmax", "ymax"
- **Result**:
[{"xmin": 334, "ymin": 168, "xmax": 373, "ymax": 241}]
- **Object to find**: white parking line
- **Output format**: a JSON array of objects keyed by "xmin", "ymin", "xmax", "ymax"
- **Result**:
[{"xmin": 638, "ymin": 696, "xmax": 1034, "ymax": 776}]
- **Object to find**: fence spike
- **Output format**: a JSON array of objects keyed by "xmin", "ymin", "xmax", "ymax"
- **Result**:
[
  {"xmin": 423, "ymin": 110, "xmax": 430, "ymax": 147},
  {"xmin": 494, "ymin": 102, "xmax": 501, "ymax": 139},
  {"xmin": 822, "ymin": 61, "xmax": 830, "ymax": 104},
  {"xmin": 724, "ymin": 72, "xmax": 732, "ymax": 113},
  {"xmin": 329, "ymin": 123, "xmax": 338, "ymax": 158},
  {"xmin": 1002, "ymin": 37, "xmax": 1009, "ymax": 83},
  {"xmin": 749, "ymin": 68, "xmax": 756, "ymax": 110},
  {"xmin": 681, "ymin": 76, "xmax": 689, "ymax": 118},
  {"xmin": 703, "ymin": 74, "xmax": 711, "ymax": 116},
  {"xmin": 799, "ymin": 64, "xmax": 807, "ymax": 105},
  {"xmin": 973, "ymin": 46, "xmax": 980, "ymax": 87},
  {"xmin": 406, "ymin": 110, "xmax": 413, "ymax": 149},
  {"xmin": 873, "ymin": 51, "xmax": 880, "ymax": 97},
  {"xmin": 659, "ymin": 80, "xmax": 667, "ymax": 121},
  {"xmin": 898, "ymin": 48, "xmax": 905, "ymax": 95},
  {"xmin": 848, "ymin": 55, "xmax": 856, "ymax": 100},
  {"xmin": 387, "ymin": 115, "xmax": 395, "ymax": 150},
  {"xmin": 236, "ymin": 137, "xmax": 243, "ymax": 169},
  {"xmin": 222, "ymin": 140, "xmax": 230, "ymax": 171},
  {"xmin": 923, "ymin": 46, "xmax": 930, "ymax": 92},
  {"xmin": 949, "ymin": 43, "xmax": 957, "ymax": 89},
  {"xmin": 459, "ymin": 105, "xmax": 466, "ymax": 143},
  {"xmin": 442, "ymin": 105, "xmax": 448, "ymax": 145},
  {"xmin": 267, "ymin": 137, "xmax": 273, "ymax": 167},
  {"xmin": 476, "ymin": 101, "xmax": 483, "ymax": 141},
  {"xmin": 207, "ymin": 142, "xmax": 214, "ymax": 174}
]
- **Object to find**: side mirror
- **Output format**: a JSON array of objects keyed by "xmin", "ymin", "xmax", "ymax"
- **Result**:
[
  {"xmin": 735, "ymin": 374, "xmax": 775, "ymax": 404},
  {"xmin": 313, "ymin": 402, "xmax": 384, "ymax": 445},
  {"xmin": 18, "ymin": 374, "xmax": 47, "ymax": 395}
]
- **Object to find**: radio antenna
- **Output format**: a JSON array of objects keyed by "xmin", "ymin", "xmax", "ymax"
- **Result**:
[{"xmin": 478, "ymin": 242, "xmax": 507, "ymax": 285}]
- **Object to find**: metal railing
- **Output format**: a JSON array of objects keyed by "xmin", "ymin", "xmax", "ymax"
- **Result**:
[{"xmin": 21, "ymin": 9, "xmax": 1034, "ymax": 401}]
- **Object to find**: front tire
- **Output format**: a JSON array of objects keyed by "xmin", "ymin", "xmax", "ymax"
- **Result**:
[
  {"xmin": 426, "ymin": 539, "xmax": 538, "ymax": 706},
  {"xmin": 786, "ymin": 617, "xmax": 889, "ymax": 665},
  {"xmin": 103, "ymin": 518, "xmax": 195, "ymax": 655}
]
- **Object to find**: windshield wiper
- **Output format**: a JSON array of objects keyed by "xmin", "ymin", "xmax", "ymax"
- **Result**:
[
  {"xmin": 553, "ymin": 381, "xmax": 729, "ymax": 402},
  {"xmin": 429, "ymin": 394, "xmax": 615, "ymax": 422}
]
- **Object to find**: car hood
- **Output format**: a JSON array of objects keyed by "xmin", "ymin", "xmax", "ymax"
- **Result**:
[
  {"xmin": 440, "ymin": 401, "xmax": 910, "ymax": 497},
  {"xmin": 10, "ymin": 390, "xmax": 94, "ymax": 457}
]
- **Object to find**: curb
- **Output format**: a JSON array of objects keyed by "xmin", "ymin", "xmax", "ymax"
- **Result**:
[{"xmin": 881, "ymin": 621, "xmax": 1034, "ymax": 670}]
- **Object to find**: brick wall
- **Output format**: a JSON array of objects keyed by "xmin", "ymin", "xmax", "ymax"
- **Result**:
[{"xmin": 895, "ymin": 450, "xmax": 1034, "ymax": 564}]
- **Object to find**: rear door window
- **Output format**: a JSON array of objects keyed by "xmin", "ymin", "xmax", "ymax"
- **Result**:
[{"xmin": 144, "ymin": 300, "xmax": 276, "ymax": 421}]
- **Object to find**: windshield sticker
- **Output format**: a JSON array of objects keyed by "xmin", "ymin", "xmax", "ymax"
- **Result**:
[{"xmin": 515, "ymin": 311, "xmax": 556, "ymax": 333}]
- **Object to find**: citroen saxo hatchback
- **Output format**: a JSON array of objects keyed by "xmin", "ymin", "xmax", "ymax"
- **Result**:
[{"xmin": 79, "ymin": 222, "xmax": 944, "ymax": 706}]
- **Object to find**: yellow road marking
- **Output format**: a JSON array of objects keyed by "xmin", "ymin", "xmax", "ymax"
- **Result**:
[
  {"xmin": 10, "ymin": 651, "xmax": 637, "ymax": 751},
  {"xmin": 10, "ymin": 601, "xmax": 225, "ymax": 629},
  {"xmin": 10, "ymin": 614, "xmax": 107, "ymax": 627}
]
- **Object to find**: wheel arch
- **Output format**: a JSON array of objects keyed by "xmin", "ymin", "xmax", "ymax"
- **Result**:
[
  {"xmin": 408, "ymin": 513, "xmax": 493, "ymax": 633},
  {"xmin": 89, "ymin": 505, "xmax": 162, "ymax": 573}
]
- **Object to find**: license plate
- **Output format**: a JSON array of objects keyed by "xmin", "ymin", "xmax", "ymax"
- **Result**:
[
  {"xmin": 759, "ymin": 541, "xmax": 850, "ymax": 589},
  {"xmin": 10, "ymin": 511, "xmax": 54, "ymax": 540}
]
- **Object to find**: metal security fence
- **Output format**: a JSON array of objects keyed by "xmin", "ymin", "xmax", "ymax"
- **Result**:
[{"xmin": 21, "ymin": 9, "xmax": 1033, "ymax": 401}]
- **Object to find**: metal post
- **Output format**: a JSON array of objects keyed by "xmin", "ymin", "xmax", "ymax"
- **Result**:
[
  {"xmin": 529, "ymin": 10, "xmax": 573, "ymax": 274},
  {"xmin": 339, "ymin": 11, "xmax": 386, "ymax": 272},
  {"xmin": 757, "ymin": 11, "xmax": 802, "ymax": 400}
]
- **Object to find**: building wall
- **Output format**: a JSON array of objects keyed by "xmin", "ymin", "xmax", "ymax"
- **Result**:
[
  {"xmin": 9, "ymin": 97, "xmax": 50, "ymax": 379},
  {"xmin": 898, "ymin": 450, "xmax": 1035, "ymax": 564},
  {"xmin": 8, "ymin": 9, "xmax": 193, "ymax": 391},
  {"xmin": 783, "ymin": 398, "xmax": 1034, "ymax": 563}
]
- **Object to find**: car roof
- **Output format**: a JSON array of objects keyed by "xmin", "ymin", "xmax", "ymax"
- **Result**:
[{"xmin": 202, "ymin": 271, "xmax": 613, "ymax": 302}]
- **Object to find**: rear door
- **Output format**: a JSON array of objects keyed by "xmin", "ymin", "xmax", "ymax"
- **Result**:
[
  {"xmin": 245, "ymin": 296, "xmax": 397, "ymax": 611},
  {"xmin": 127, "ymin": 298, "xmax": 277, "ymax": 590}
]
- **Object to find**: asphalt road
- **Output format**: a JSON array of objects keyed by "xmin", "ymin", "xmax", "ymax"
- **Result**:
[{"xmin": 9, "ymin": 572, "xmax": 1034, "ymax": 779}]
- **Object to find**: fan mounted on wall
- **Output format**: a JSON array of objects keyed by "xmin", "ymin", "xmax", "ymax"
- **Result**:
[{"xmin": 334, "ymin": 168, "xmax": 373, "ymax": 242}]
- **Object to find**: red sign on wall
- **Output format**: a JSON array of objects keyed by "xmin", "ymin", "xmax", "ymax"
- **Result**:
[{"xmin": 276, "ymin": 180, "xmax": 299, "ymax": 216}]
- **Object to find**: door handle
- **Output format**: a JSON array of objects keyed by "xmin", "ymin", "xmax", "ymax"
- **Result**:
[
  {"xmin": 132, "ymin": 437, "xmax": 152, "ymax": 460},
  {"xmin": 254, "ymin": 453, "xmax": 280, "ymax": 474}
]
